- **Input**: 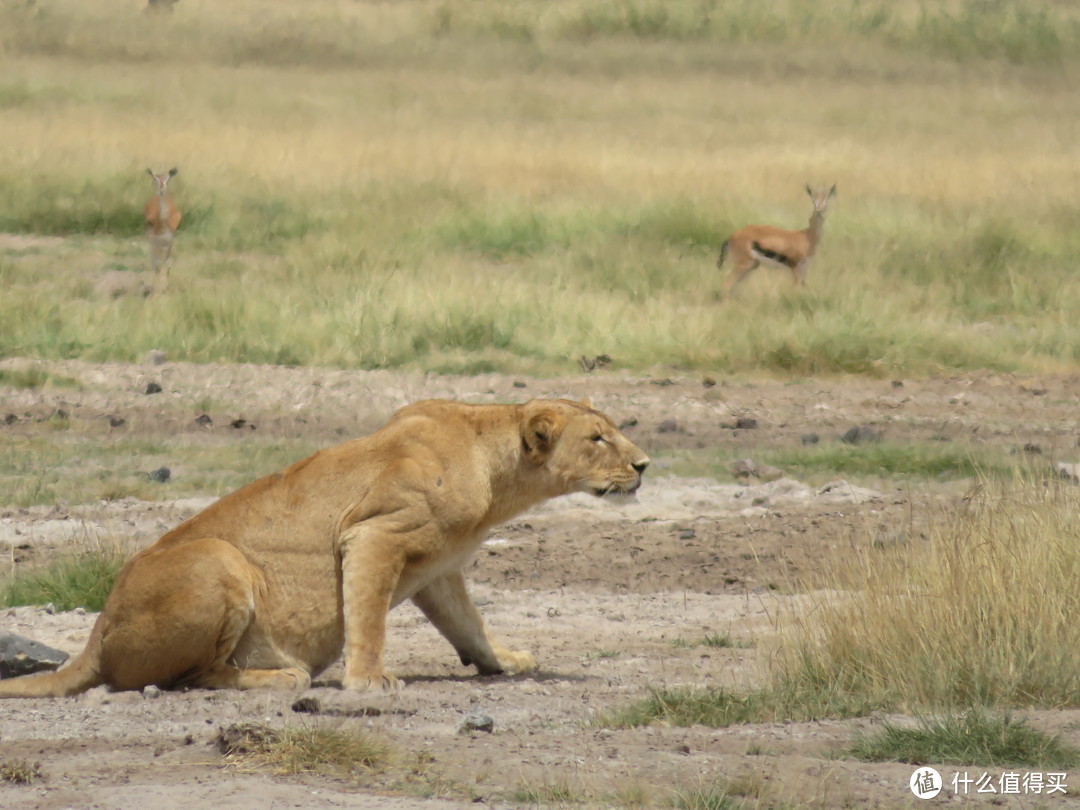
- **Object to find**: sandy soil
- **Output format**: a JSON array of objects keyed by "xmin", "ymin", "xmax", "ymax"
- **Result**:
[{"xmin": 2, "ymin": 359, "xmax": 1080, "ymax": 808}]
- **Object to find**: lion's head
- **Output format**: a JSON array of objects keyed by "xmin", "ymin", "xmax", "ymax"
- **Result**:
[{"xmin": 520, "ymin": 398, "xmax": 649, "ymax": 498}]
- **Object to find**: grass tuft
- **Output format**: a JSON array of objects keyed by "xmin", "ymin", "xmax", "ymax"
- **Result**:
[
  {"xmin": 847, "ymin": 710, "xmax": 1080, "ymax": 769},
  {"xmin": 0, "ymin": 549, "xmax": 126, "ymax": 612},
  {"xmin": 217, "ymin": 723, "xmax": 388, "ymax": 780},
  {"xmin": 0, "ymin": 759, "xmax": 43, "ymax": 785}
]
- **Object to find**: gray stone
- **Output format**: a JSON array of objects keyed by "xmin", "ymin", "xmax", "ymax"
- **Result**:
[
  {"xmin": 656, "ymin": 419, "xmax": 679, "ymax": 434},
  {"xmin": 458, "ymin": 710, "xmax": 495, "ymax": 734},
  {"xmin": 730, "ymin": 458, "xmax": 757, "ymax": 479},
  {"xmin": 1057, "ymin": 462, "xmax": 1079, "ymax": 484},
  {"xmin": 841, "ymin": 425, "xmax": 881, "ymax": 445},
  {"xmin": 148, "ymin": 466, "xmax": 171, "ymax": 483},
  {"xmin": 756, "ymin": 464, "xmax": 784, "ymax": 483},
  {"xmin": 143, "ymin": 349, "xmax": 168, "ymax": 366},
  {"xmin": 0, "ymin": 633, "xmax": 69, "ymax": 679}
]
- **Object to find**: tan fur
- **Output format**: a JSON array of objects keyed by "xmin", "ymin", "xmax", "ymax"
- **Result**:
[
  {"xmin": 718, "ymin": 184, "xmax": 836, "ymax": 298},
  {"xmin": 0, "ymin": 399, "xmax": 648, "ymax": 698},
  {"xmin": 144, "ymin": 168, "xmax": 181, "ymax": 293}
]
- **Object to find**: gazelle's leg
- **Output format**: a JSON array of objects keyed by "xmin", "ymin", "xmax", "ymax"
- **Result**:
[{"xmin": 723, "ymin": 259, "xmax": 758, "ymax": 298}]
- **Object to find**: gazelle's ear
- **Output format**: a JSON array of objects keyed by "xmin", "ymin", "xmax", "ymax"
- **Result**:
[
  {"xmin": 168, "ymin": 167, "xmax": 178, "ymax": 177},
  {"xmin": 581, "ymin": 396, "xmax": 593, "ymax": 409},
  {"xmin": 806, "ymin": 184, "xmax": 813, "ymax": 198},
  {"xmin": 828, "ymin": 184, "xmax": 837, "ymax": 198},
  {"xmin": 146, "ymin": 168, "xmax": 154, "ymax": 177}
]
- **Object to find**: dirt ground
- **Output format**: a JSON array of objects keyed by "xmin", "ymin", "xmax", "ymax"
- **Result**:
[{"xmin": 2, "ymin": 359, "xmax": 1080, "ymax": 809}]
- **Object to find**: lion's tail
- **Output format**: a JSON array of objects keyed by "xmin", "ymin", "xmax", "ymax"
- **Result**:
[{"xmin": 0, "ymin": 620, "xmax": 105, "ymax": 698}]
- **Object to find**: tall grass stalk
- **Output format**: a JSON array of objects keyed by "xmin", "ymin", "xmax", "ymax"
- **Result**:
[{"xmin": 775, "ymin": 476, "xmax": 1080, "ymax": 711}]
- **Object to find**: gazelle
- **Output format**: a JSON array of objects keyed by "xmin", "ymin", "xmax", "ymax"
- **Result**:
[
  {"xmin": 717, "ymin": 184, "xmax": 836, "ymax": 298},
  {"xmin": 144, "ymin": 167, "xmax": 181, "ymax": 293}
]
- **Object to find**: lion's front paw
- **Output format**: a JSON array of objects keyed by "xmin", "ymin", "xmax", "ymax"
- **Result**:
[
  {"xmin": 496, "ymin": 649, "xmax": 537, "ymax": 675},
  {"xmin": 342, "ymin": 670, "xmax": 402, "ymax": 692}
]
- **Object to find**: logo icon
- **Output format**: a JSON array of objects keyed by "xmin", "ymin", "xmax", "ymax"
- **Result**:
[{"xmin": 910, "ymin": 767, "xmax": 943, "ymax": 799}]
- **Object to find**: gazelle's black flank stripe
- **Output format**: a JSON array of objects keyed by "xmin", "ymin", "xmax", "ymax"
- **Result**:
[{"xmin": 751, "ymin": 241, "xmax": 797, "ymax": 268}]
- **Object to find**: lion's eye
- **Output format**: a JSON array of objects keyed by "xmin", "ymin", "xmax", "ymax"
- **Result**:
[{"xmin": 591, "ymin": 434, "xmax": 605, "ymax": 444}]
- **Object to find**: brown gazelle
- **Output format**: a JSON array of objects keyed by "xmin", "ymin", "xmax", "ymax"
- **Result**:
[
  {"xmin": 144, "ymin": 167, "xmax": 181, "ymax": 293},
  {"xmin": 717, "ymin": 184, "xmax": 836, "ymax": 298}
]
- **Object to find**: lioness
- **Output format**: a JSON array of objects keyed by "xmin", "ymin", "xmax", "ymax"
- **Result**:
[{"xmin": 0, "ymin": 398, "xmax": 648, "ymax": 698}]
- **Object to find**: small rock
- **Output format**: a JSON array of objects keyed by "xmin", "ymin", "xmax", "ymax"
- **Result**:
[
  {"xmin": 458, "ymin": 711, "xmax": 495, "ymax": 734},
  {"xmin": 108, "ymin": 415, "xmax": 126, "ymax": 428},
  {"xmin": 756, "ymin": 464, "xmax": 784, "ymax": 483},
  {"xmin": 891, "ymin": 380, "xmax": 904, "ymax": 388},
  {"xmin": 841, "ymin": 425, "xmax": 881, "ymax": 445},
  {"xmin": 1056, "ymin": 462, "xmax": 1079, "ymax": 484},
  {"xmin": 144, "ymin": 382, "xmax": 163, "ymax": 395},
  {"xmin": 731, "ymin": 458, "xmax": 757, "ymax": 479},
  {"xmin": 230, "ymin": 418, "xmax": 254, "ymax": 430},
  {"xmin": 512, "ymin": 381, "xmax": 527, "ymax": 389},
  {"xmin": 0, "ymin": 634, "xmax": 70, "ymax": 678},
  {"xmin": 4, "ymin": 413, "xmax": 18, "ymax": 425},
  {"xmin": 656, "ymin": 418, "xmax": 679, "ymax": 434},
  {"xmin": 618, "ymin": 418, "xmax": 638, "ymax": 430},
  {"xmin": 1023, "ymin": 443, "xmax": 1042, "ymax": 455},
  {"xmin": 579, "ymin": 354, "xmax": 612, "ymax": 373},
  {"xmin": 702, "ymin": 376, "xmax": 717, "ymax": 388},
  {"xmin": 650, "ymin": 378, "xmax": 675, "ymax": 387},
  {"xmin": 801, "ymin": 433, "xmax": 820, "ymax": 445},
  {"xmin": 216, "ymin": 723, "xmax": 275, "ymax": 755},
  {"xmin": 144, "ymin": 349, "xmax": 168, "ymax": 366},
  {"xmin": 194, "ymin": 414, "xmax": 213, "ymax": 428},
  {"xmin": 291, "ymin": 696, "xmax": 322, "ymax": 714},
  {"xmin": 148, "ymin": 466, "xmax": 171, "ymax": 483},
  {"xmin": 734, "ymin": 416, "xmax": 758, "ymax": 430},
  {"xmin": 677, "ymin": 528, "xmax": 696, "ymax": 541},
  {"xmin": 143, "ymin": 685, "xmax": 163, "ymax": 699}
]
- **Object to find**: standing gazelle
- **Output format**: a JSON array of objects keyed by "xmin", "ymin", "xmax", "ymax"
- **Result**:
[
  {"xmin": 144, "ymin": 167, "xmax": 181, "ymax": 293},
  {"xmin": 717, "ymin": 184, "xmax": 836, "ymax": 298}
]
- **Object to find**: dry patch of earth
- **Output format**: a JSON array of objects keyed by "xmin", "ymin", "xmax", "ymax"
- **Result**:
[{"xmin": 2, "ymin": 359, "xmax": 1080, "ymax": 808}]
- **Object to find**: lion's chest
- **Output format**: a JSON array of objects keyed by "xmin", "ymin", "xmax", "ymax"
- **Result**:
[{"xmin": 391, "ymin": 533, "xmax": 485, "ymax": 606}]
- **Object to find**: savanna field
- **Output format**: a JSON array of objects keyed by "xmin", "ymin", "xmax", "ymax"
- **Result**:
[{"xmin": 2, "ymin": 1, "xmax": 1080, "ymax": 808}]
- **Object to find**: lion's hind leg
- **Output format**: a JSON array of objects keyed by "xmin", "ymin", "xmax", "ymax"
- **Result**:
[{"xmin": 100, "ymin": 537, "xmax": 306, "ymax": 692}]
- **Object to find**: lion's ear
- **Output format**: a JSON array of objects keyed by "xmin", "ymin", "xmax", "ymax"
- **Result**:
[
  {"xmin": 580, "ymin": 396, "xmax": 593, "ymax": 409},
  {"xmin": 521, "ymin": 410, "xmax": 558, "ymax": 464}
]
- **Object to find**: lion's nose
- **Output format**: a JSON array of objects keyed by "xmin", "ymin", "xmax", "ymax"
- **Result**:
[{"xmin": 632, "ymin": 458, "xmax": 650, "ymax": 474}]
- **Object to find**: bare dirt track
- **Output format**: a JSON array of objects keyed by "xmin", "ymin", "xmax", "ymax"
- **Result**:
[{"xmin": 2, "ymin": 359, "xmax": 1080, "ymax": 809}]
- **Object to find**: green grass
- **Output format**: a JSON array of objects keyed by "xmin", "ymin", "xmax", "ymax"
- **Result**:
[
  {"xmin": 670, "ymin": 633, "xmax": 749, "ymax": 649},
  {"xmin": 599, "ymin": 685, "xmax": 881, "ymax": 730},
  {"xmin": 0, "ymin": 0, "xmax": 1077, "ymax": 376},
  {"xmin": 847, "ymin": 711, "xmax": 1080, "ymax": 769},
  {"xmin": 0, "ymin": 367, "xmax": 79, "ymax": 390},
  {"xmin": 667, "ymin": 442, "xmax": 1016, "ymax": 486},
  {"xmin": 0, "ymin": 434, "xmax": 320, "ymax": 508},
  {"xmin": 510, "ymin": 778, "xmax": 586, "ymax": 806},
  {"xmin": 0, "ymin": 549, "xmax": 126, "ymax": 612},
  {"xmin": 0, "ymin": 759, "xmax": 44, "ymax": 785}
]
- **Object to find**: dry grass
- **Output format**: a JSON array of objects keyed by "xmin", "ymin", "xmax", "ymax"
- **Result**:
[
  {"xmin": 776, "ymin": 475, "xmax": 1080, "ymax": 711},
  {"xmin": 0, "ymin": 0, "xmax": 1077, "ymax": 375},
  {"xmin": 216, "ymin": 723, "xmax": 387, "ymax": 780}
]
